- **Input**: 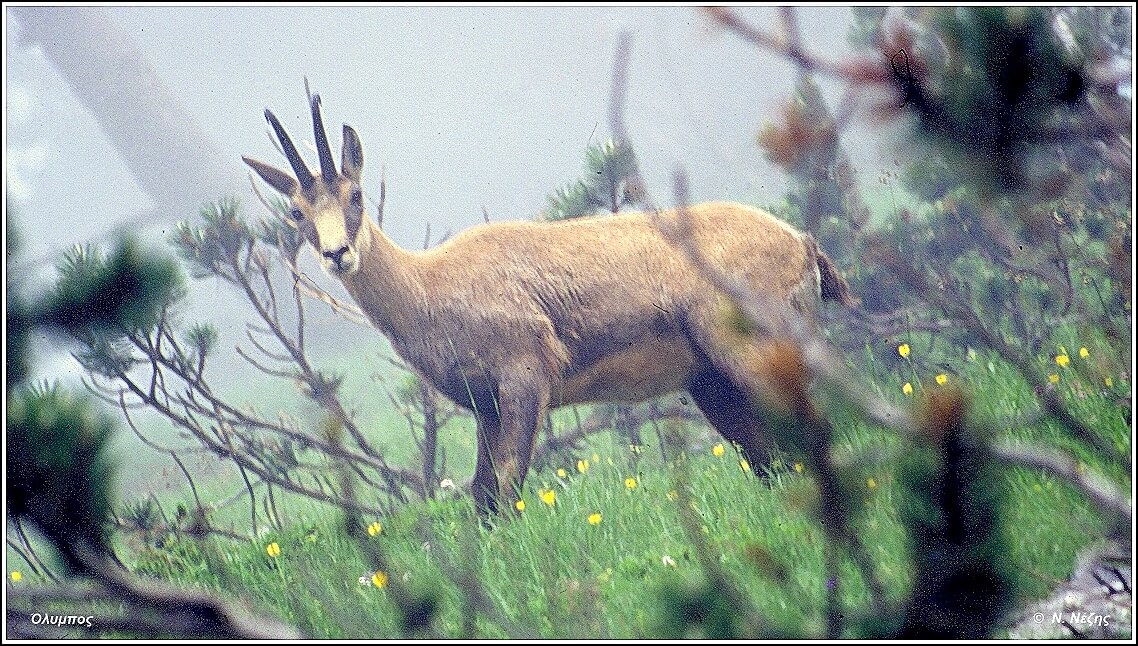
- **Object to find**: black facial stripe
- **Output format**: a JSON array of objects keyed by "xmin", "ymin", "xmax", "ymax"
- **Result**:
[
  {"xmin": 299, "ymin": 219, "xmax": 319, "ymax": 247},
  {"xmin": 346, "ymin": 201, "xmax": 363, "ymax": 240}
]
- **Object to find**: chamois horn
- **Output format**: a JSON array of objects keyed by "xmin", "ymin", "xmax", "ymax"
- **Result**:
[
  {"xmin": 310, "ymin": 94, "xmax": 338, "ymax": 181},
  {"xmin": 264, "ymin": 109, "xmax": 315, "ymax": 191}
]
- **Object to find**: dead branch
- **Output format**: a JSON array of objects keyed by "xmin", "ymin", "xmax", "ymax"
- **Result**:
[
  {"xmin": 705, "ymin": 7, "xmax": 870, "ymax": 81},
  {"xmin": 530, "ymin": 401, "xmax": 702, "ymax": 471},
  {"xmin": 8, "ymin": 545, "xmax": 301, "ymax": 639},
  {"xmin": 283, "ymin": 257, "xmax": 372, "ymax": 327},
  {"xmin": 376, "ymin": 164, "xmax": 386, "ymax": 229},
  {"xmin": 991, "ymin": 442, "xmax": 1132, "ymax": 526}
]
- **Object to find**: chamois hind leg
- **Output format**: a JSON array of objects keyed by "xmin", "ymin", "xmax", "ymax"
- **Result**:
[
  {"xmin": 491, "ymin": 369, "xmax": 550, "ymax": 512},
  {"xmin": 472, "ymin": 409, "xmax": 504, "ymax": 517},
  {"xmin": 686, "ymin": 367, "xmax": 774, "ymax": 472},
  {"xmin": 683, "ymin": 305, "xmax": 780, "ymax": 471}
]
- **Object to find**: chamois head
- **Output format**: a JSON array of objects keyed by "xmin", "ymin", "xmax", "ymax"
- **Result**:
[{"xmin": 242, "ymin": 95, "xmax": 367, "ymax": 276}]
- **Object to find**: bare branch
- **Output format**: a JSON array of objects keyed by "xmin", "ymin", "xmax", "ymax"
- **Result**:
[
  {"xmin": 6, "ymin": 538, "xmax": 46, "ymax": 579},
  {"xmin": 244, "ymin": 326, "xmax": 296, "ymax": 363},
  {"xmin": 531, "ymin": 401, "xmax": 701, "ymax": 470},
  {"xmin": 991, "ymin": 442, "xmax": 1132, "ymax": 525},
  {"xmin": 607, "ymin": 31, "xmax": 654, "ymax": 213},
  {"xmin": 281, "ymin": 255, "xmax": 371, "ymax": 327},
  {"xmin": 375, "ymin": 164, "xmax": 387, "ymax": 229},
  {"xmin": 83, "ymin": 543, "xmax": 300, "ymax": 638},
  {"xmin": 14, "ymin": 517, "xmax": 59, "ymax": 583},
  {"xmin": 705, "ymin": 7, "xmax": 865, "ymax": 80},
  {"xmin": 235, "ymin": 345, "xmax": 297, "ymax": 380},
  {"xmin": 114, "ymin": 370, "xmax": 393, "ymax": 514}
]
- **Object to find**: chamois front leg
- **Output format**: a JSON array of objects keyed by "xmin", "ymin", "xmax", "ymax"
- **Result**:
[
  {"xmin": 472, "ymin": 409, "xmax": 503, "ymax": 517},
  {"xmin": 491, "ymin": 367, "xmax": 550, "ymax": 514}
]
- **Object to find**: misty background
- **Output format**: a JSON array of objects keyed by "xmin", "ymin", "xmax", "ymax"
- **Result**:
[{"xmin": 5, "ymin": 6, "xmax": 899, "ymax": 426}]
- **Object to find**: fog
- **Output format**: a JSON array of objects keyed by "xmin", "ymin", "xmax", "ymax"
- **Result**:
[{"xmin": 6, "ymin": 6, "xmax": 892, "ymax": 385}]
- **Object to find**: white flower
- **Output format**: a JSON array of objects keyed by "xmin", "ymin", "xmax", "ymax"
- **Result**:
[
  {"xmin": 439, "ymin": 478, "xmax": 455, "ymax": 490},
  {"xmin": 661, "ymin": 555, "xmax": 677, "ymax": 568},
  {"xmin": 358, "ymin": 576, "xmax": 372, "ymax": 586}
]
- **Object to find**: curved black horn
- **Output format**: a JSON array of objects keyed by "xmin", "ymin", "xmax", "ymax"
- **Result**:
[
  {"xmin": 310, "ymin": 94, "xmax": 338, "ymax": 181},
  {"xmin": 265, "ymin": 109, "xmax": 315, "ymax": 191}
]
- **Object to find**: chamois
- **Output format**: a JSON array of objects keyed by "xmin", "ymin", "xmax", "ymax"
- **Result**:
[{"xmin": 243, "ymin": 94, "xmax": 854, "ymax": 515}]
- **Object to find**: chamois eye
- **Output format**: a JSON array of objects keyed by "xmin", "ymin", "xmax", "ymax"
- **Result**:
[{"xmin": 288, "ymin": 207, "xmax": 304, "ymax": 221}]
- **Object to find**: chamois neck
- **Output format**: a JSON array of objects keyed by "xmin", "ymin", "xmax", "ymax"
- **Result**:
[{"xmin": 340, "ymin": 219, "xmax": 424, "ymax": 339}]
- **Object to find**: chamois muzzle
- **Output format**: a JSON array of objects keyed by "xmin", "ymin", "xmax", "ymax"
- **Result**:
[{"xmin": 323, "ymin": 245, "xmax": 351, "ymax": 270}]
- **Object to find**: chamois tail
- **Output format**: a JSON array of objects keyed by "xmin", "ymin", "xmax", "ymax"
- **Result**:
[{"xmin": 807, "ymin": 236, "xmax": 858, "ymax": 308}]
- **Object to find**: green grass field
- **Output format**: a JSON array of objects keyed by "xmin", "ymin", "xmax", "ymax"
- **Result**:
[{"xmin": 9, "ymin": 328, "xmax": 1127, "ymax": 639}]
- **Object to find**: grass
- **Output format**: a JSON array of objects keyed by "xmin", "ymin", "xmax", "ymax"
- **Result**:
[
  {"xmin": 113, "ymin": 420, "xmax": 1118, "ymax": 638},
  {"xmin": 7, "ymin": 319, "xmax": 1130, "ymax": 638}
]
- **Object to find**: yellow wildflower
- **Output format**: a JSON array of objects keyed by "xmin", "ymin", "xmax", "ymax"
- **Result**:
[
  {"xmin": 666, "ymin": 489, "xmax": 678, "ymax": 501},
  {"xmin": 539, "ymin": 489, "xmax": 556, "ymax": 506},
  {"xmin": 902, "ymin": 382, "xmax": 913, "ymax": 396},
  {"xmin": 1049, "ymin": 374, "xmax": 1060, "ymax": 384},
  {"xmin": 266, "ymin": 542, "xmax": 281, "ymax": 558},
  {"xmin": 898, "ymin": 343, "xmax": 910, "ymax": 359},
  {"xmin": 935, "ymin": 374, "xmax": 948, "ymax": 386},
  {"xmin": 794, "ymin": 462, "xmax": 804, "ymax": 474},
  {"xmin": 588, "ymin": 513, "xmax": 603, "ymax": 526},
  {"xmin": 367, "ymin": 521, "xmax": 383, "ymax": 537},
  {"xmin": 712, "ymin": 443, "xmax": 725, "ymax": 457},
  {"xmin": 1055, "ymin": 354, "xmax": 1070, "ymax": 368},
  {"xmin": 9, "ymin": 571, "xmax": 22, "ymax": 583},
  {"xmin": 556, "ymin": 468, "xmax": 567, "ymax": 478},
  {"xmin": 372, "ymin": 570, "xmax": 389, "ymax": 588},
  {"xmin": 1079, "ymin": 347, "xmax": 1089, "ymax": 359},
  {"xmin": 867, "ymin": 478, "xmax": 878, "ymax": 491},
  {"xmin": 577, "ymin": 459, "xmax": 589, "ymax": 474},
  {"xmin": 515, "ymin": 499, "xmax": 526, "ymax": 512},
  {"xmin": 739, "ymin": 459, "xmax": 751, "ymax": 473},
  {"xmin": 592, "ymin": 453, "xmax": 600, "ymax": 464},
  {"xmin": 625, "ymin": 477, "xmax": 638, "ymax": 491},
  {"xmin": 1105, "ymin": 377, "xmax": 1113, "ymax": 387}
]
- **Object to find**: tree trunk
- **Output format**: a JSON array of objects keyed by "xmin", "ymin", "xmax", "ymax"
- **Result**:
[{"xmin": 10, "ymin": 6, "xmax": 240, "ymax": 219}]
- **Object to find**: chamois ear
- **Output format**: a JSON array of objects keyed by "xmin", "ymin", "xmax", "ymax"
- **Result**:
[
  {"xmin": 242, "ymin": 156, "xmax": 299, "ymax": 196},
  {"xmin": 341, "ymin": 124, "xmax": 363, "ymax": 183}
]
